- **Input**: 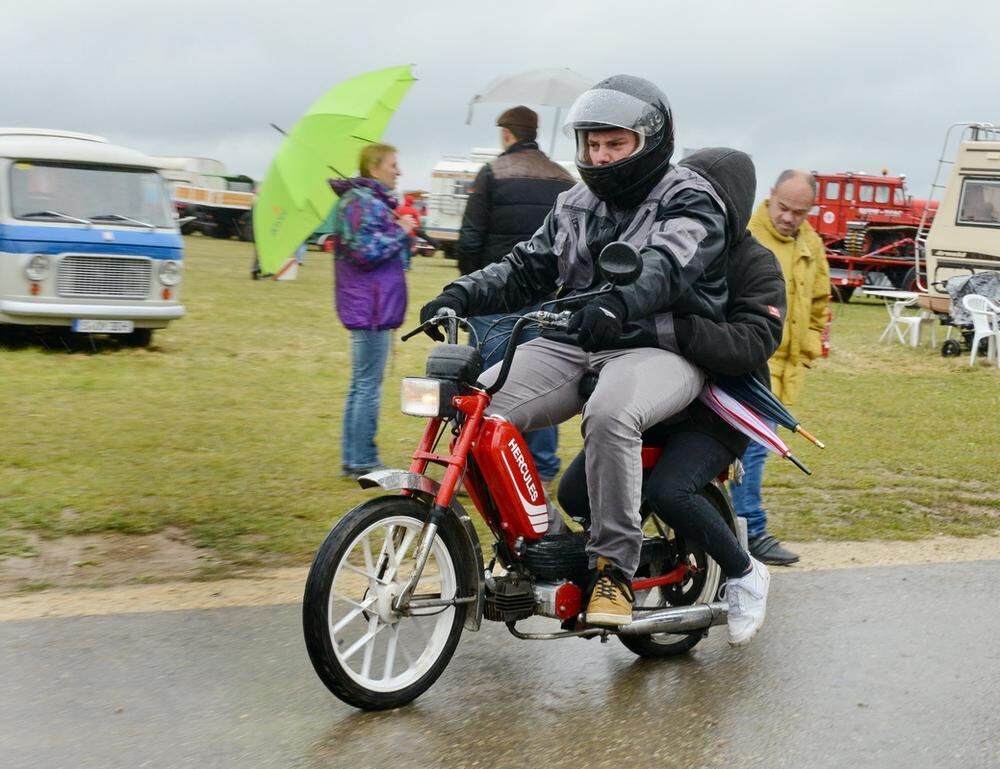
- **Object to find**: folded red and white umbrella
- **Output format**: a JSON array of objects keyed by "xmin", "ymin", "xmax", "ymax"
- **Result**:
[{"xmin": 698, "ymin": 383, "xmax": 811, "ymax": 475}]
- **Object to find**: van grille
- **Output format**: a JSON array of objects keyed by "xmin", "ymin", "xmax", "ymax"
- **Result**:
[{"xmin": 57, "ymin": 255, "xmax": 152, "ymax": 299}]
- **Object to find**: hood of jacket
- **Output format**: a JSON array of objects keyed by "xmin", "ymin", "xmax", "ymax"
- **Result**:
[
  {"xmin": 679, "ymin": 148, "xmax": 755, "ymax": 250},
  {"xmin": 329, "ymin": 176, "xmax": 399, "ymax": 209}
]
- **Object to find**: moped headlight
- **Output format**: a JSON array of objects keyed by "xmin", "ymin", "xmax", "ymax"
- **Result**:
[
  {"xmin": 158, "ymin": 260, "xmax": 182, "ymax": 286},
  {"xmin": 400, "ymin": 377, "xmax": 456, "ymax": 418},
  {"xmin": 24, "ymin": 254, "xmax": 51, "ymax": 281}
]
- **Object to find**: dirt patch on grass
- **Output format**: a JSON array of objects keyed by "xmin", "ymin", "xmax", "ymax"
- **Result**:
[
  {"xmin": 2, "ymin": 531, "xmax": 1000, "ymax": 622},
  {"xmin": 0, "ymin": 528, "xmax": 225, "ymax": 594}
]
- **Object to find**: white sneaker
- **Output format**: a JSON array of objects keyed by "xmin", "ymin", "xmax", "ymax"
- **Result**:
[{"xmin": 725, "ymin": 557, "xmax": 770, "ymax": 647}]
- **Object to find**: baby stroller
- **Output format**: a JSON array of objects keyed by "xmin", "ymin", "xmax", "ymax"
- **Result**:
[{"xmin": 937, "ymin": 271, "xmax": 1000, "ymax": 357}]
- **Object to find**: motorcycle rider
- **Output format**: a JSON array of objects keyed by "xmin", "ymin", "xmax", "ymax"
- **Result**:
[
  {"xmin": 558, "ymin": 147, "xmax": 783, "ymax": 646},
  {"xmin": 420, "ymin": 75, "xmax": 728, "ymax": 626}
]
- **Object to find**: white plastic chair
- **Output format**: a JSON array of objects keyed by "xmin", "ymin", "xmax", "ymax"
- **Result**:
[
  {"xmin": 879, "ymin": 295, "xmax": 927, "ymax": 347},
  {"xmin": 961, "ymin": 293, "xmax": 1000, "ymax": 366}
]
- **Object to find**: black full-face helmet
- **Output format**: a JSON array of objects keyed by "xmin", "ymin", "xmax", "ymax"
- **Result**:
[{"xmin": 564, "ymin": 74, "xmax": 675, "ymax": 209}]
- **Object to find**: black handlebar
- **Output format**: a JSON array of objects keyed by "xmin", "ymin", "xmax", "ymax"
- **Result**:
[
  {"xmin": 484, "ymin": 311, "xmax": 571, "ymax": 396},
  {"xmin": 400, "ymin": 240, "xmax": 643, "ymax": 397},
  {"xmin": 400, "ymin": 280, "xmax": 620, "ymax": 395}
]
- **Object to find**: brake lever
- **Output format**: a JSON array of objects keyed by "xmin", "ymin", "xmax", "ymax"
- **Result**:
[
  {"xmin": 400, "ymin": 321, "xmax": 432, "ymax": 342},
  {"xmin": 400, "ymin": 309, "xmax": 462, "ymax": 342}
]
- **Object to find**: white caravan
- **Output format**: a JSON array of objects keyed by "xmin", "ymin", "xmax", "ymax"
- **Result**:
[{"xmin": 917, "ymin": 123, "xmax": 1000, "ymax": 313}]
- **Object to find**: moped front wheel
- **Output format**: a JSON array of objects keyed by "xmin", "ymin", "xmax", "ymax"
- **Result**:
[{"xmin": 303, "ymin": 496, "xmax": 466, "ymax": 710}]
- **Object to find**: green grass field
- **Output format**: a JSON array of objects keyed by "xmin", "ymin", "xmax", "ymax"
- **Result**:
[{"xmin": 2, "ymin": 236, "xmax": 999, "ymax": 571}]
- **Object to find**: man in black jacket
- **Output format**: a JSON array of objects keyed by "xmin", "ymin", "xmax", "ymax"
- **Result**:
[
  {"xmin": 557, "ymin": 147, "xmax": 785, "ymax": 646},
  {"xmin": 457, "ymin": 106, "xmax": 575, "ymax": 276},
  {"xmin": 421, "ymin": 75, "xmax": 728, "ymax": 627},
  {"xmin": 456, "ymin": 106, "xmax": 575, "ymax": 487}
]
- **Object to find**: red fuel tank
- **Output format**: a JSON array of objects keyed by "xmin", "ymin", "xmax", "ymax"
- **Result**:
[{"xmin": 472, "ymin": 416, "xmax": 549, "ymax": 541}]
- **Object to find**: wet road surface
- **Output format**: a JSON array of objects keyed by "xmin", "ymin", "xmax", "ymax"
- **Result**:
[{"xmin": 3, "ymin": 561, "xmax": 999, "ymax": 769}]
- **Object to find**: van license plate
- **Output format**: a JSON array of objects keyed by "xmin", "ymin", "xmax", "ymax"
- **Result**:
[{"xmin": 72, "ymin": 319, "xmax": 134, "ymax": 334}]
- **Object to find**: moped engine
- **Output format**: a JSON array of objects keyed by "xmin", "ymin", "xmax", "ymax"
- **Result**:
[
  {"xmin": 484, "ymin": 573, "xmax": 536, "ymax": 622},
  {"xmin": 522, "ymin": 532, "xmax": 589, "ymax": 583},
  {"xmin": 485, "ymin": 572, "xmax": 586, "ymax": 623}
]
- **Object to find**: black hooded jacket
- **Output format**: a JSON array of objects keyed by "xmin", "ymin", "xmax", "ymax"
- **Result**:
[{"xmin": 651, "ymin": 147, "xmax": 787, "ymax": 455}]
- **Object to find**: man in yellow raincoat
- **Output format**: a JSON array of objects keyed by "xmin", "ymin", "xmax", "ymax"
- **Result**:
[{"xmin": 734, "ymin": 169, "xmax": 830, "ymax": 565}]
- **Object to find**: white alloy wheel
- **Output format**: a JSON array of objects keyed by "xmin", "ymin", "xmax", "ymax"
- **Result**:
[
  {"xmin": 303, "ymin": 496, "xmax": 468, "ymax": 710},
  {"xmin": 327, "ymin": 514, "xmax": 459, "ymax": 692}
]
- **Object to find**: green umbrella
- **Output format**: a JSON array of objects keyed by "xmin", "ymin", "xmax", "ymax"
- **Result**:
[{"xmin": 253, "ymin": 65, "xmax": 416, "ymax": 274}]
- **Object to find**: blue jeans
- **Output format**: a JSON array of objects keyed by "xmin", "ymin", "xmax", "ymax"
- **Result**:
[
  {"xmin": 468, "ymin": 311, "xmax": 561, "ymax": 480},
  {"xmin": 729, "ymin": 419, "xmax": 776, "ymax": 538},
  {"xmin": 342, "ymin": 329, "xmax": 390, "ymax": 470}
]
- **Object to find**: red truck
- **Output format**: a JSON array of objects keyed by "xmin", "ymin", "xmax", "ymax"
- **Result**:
[{"xmin": 807, "ymin": 171, "xmax": 937, "ymax": 301}]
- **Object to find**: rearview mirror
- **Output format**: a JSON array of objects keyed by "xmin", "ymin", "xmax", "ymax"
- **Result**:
[{"xmin": 598, "ymin": 241, "xmax": 642, "ymax": 287}]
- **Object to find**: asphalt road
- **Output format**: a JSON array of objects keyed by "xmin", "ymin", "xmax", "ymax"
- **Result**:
[{"xmin": 3, "ymin": 561, "xmax": 999, "ymax": 769}]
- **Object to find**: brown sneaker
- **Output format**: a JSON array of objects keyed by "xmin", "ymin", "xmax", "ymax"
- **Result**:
[{"xmin": 584, "ymin": 557, "xmax": 634, "ymax": 626}]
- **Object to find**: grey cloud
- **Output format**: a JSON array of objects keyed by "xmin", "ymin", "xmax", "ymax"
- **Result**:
[{"xmin": 3, "ymin": 0, "xmax": 998, "ymax": 200}]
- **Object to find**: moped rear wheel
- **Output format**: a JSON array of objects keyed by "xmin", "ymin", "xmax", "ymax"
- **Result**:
[
  {"xmin": 303, "ymin": 496, "xmax": 467, "ymax": 710},
  {"xmin": 619, "ymin": 491, "xmax": 726, "ymax": 658}
]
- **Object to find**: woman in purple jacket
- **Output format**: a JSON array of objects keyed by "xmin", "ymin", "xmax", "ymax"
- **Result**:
[{"xmin": 330, "ymin": 143, "xmax": 416, "ymax": 478}]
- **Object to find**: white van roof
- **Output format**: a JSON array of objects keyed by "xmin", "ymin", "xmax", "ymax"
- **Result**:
[{"xmin": 0, "ymin": 127, "xmax": 160, "ymax": 170}]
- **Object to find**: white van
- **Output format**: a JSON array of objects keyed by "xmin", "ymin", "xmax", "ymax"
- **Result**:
[
  {"xmin": 918, "ymin": 123, "xmax": 1000, "ymax": 313},
  {"xmin": 0, "ymin": 128, "xmax": 185, "ymax": 346}
]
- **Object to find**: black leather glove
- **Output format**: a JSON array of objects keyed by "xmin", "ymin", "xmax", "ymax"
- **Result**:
[
  {"xmin": 567, "ymin": 294, "xmax": 627, "ymax": 352},
  {"xmin": 419, "ymin": 289, "xmax": 468, "ymax": 341}
]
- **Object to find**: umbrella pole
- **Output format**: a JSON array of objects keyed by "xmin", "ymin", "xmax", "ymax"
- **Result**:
[
  {"xmin": 794, "ymin": 425, "xmax": 826, "ymax": 449},
  {"xmin": 550, "ymin": 107, "xmax": 561, "ymax": 157},
  {"xmin": 785, "ymin": 453, "xmax": 812, "ymax": 476}
]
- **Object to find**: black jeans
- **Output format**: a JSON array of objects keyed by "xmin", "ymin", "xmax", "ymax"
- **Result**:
[{"xmin": 557, "ymin": 431, "xmax": 751, "ymax": 578}]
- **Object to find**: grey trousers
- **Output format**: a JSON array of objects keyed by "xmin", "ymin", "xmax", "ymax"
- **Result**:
[{"xmin": 479, "ymin": 337, "xmax": 704, "ymax": 577}]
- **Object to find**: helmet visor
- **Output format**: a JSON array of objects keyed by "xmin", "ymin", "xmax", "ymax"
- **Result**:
[{"xmin": 562, "ymin": 88, "xmax": 666, "ymax": 138}]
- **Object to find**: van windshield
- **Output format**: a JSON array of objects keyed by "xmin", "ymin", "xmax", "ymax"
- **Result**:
[{"xmin": 10, "ymin": 162, "xmax": 174, "ymax": 228}]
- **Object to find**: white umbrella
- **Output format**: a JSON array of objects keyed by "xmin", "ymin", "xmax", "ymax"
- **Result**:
[{"xmin": 466, "ymin": 68, "xmax": 593, "ymax": 155}]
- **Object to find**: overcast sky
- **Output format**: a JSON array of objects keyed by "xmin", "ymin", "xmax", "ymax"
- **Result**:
[{"xmin": 4, "ymin": 0, "xmax": 997, "ymax": 203}]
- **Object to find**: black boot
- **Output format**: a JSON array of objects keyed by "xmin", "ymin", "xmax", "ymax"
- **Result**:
[{"xmin": 748, "ymin": 533, "xmax": 799, "ymax": 566}]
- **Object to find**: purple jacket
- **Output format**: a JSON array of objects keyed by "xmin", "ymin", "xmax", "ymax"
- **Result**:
[{"xmin": 329, "ymin": 177, "xmax": 411, "ymax": 330}]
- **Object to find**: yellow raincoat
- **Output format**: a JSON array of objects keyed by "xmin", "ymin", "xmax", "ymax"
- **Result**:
[{"xmin": 748, "ymin": 201, "xmax": 830, "ymax": 406}]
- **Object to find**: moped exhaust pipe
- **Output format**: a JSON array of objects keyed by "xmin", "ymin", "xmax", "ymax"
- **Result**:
[
  {"xmin": 507, "ymin": 601, "xmax": 728, "ymax": 641},
  {"xmin": 616, "ymin": 601, "xmax": 727, "ymax": 636}
]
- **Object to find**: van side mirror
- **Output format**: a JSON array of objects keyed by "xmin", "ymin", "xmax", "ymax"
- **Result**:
[{"xmin": 598, "ymin": 241, "xmax": 642, "ymax": 286}]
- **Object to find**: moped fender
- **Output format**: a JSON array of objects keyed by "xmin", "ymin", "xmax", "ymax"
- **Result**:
[{"xmin": 358, "ymin": 469, "xmax": 485, "ymax": 631}]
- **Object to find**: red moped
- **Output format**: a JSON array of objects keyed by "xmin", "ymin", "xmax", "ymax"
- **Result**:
[{"xmin": 303, "ymin": 244, "xmax": 744, "ymax": 710}]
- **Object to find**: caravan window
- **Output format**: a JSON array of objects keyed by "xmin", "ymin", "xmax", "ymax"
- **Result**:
[
  {"xmin": 859, "ymin": 184, "xmax": 874, "ymax": 202},
  {"xmin": 824, "ymin": 182, "xmax": 839, "ymax": 200},
  {"xmin": 875, "ymin": 186, "xmax": 890, "ymax": 204},
  {"xmin": 843, "ymin": 182, "xmax": 854, "ymax": 201},
  {"xmin": 957, "ymin": 178, "xmax": 1000, "ymax": 227}
]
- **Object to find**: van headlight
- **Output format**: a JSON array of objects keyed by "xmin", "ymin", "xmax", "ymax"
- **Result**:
[
  {"xmin": 24, "ymin": 254, "xmax": 51, "ymax": 281},
  {"xmin": 158, "ymin": 260, "xmax": 182, "ymax": 286},
  {"xmin": 400, "ymin": 377, "xmax": 457, "ymax": 418}
]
